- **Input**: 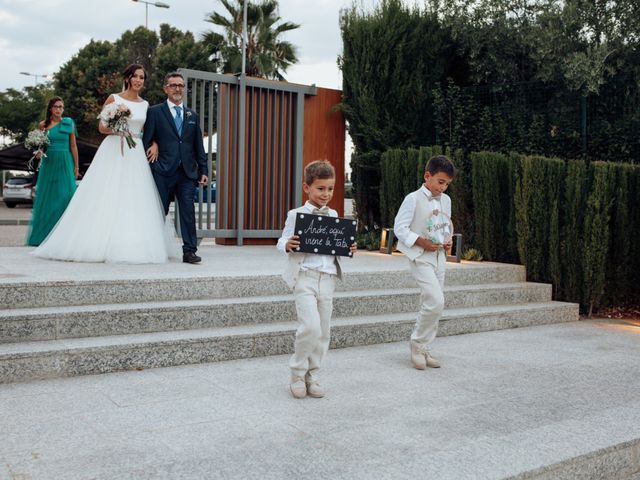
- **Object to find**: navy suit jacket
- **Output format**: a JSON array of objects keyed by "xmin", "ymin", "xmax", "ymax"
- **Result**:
[{"xmin": 143, "ymin": 102, "xmax": 208, "ymax": 180}]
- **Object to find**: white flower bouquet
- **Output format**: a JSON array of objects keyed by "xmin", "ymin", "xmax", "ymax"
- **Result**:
[
  {"xmin": 98, "ymin": 103, "xmax": 136, "ymax": 154},
  {"xmin": 24, "ymin": 128, "xmax": 50, "ymax": 171}
]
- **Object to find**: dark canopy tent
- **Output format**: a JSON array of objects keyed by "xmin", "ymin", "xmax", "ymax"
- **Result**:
[{"xmin": 0, "ymin": 139, "xmax": 98, "ymax": 173}]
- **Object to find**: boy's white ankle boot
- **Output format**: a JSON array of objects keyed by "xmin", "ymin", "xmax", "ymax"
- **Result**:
[
  {"xmin": 305, "ymin": 373, "xmax": 324, "ymax": 398},
  {"xmin": 290, "ymin": 376, "xmax": 307, "ymax": 399},
  {"xmin": 410, "ymin": 341, "xmax": 441, "ymax": 369}
]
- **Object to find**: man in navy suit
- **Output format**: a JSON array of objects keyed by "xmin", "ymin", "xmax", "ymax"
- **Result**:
[{"xmin": 143, "ymin": 72, "xmax": 208, "ymax": 264}]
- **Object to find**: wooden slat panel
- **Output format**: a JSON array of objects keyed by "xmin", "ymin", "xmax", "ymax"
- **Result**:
[{"xmin": 303, "ymin": 87, "xmax": 345, "ymax": 216}]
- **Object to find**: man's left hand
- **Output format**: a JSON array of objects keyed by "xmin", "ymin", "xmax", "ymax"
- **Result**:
[{"xmin": 199, "ymin": 175, "xmax": 208, "ymax": 186}]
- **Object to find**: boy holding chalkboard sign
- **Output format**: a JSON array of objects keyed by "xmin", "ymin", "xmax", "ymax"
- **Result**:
[
  {"xmin": 277, "ymin": 160, "xmax": 357, "ymax": 399},
  {"xmin": 394, "ymin": 155, "xmax": 456, "ymax": 370}
]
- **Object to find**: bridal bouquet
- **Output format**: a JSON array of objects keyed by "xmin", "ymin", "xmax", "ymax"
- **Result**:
[
  {"xmin": 24, "ymin": 128, "xmax": 50, "ymax": 171},
  {"xmin": 98, "ymin": 103, "xmax": 136, "ymax": 154}
]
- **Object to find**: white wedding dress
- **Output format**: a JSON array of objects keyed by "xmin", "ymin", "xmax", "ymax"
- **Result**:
[{"xmin": 33, "ymin": 93, "xmax": 181, "ymax": 263}]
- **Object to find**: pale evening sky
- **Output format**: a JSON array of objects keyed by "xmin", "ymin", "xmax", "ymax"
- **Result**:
[
  {"xmin": 0, "ymin": 0, "xmax": 385, "ymax": 167},
  {"xmin": 0, "ymin": 0, "xmax": 369, "ymax": 90}
]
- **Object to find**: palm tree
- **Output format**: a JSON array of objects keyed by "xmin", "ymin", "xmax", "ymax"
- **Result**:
[{"xmin": 202, "ymin": 0, "xmax": 300, "ymax": 80}]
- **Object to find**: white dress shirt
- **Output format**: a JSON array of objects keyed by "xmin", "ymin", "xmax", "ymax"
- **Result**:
[
  {"xmin": 277, "ymin": 201, "xmax": 338, "ymax": 275},
  {"xmin": 394, "ymin": 185, "xmax": 447, "ymax": 248},
  {"xmin": 166, "ymin": 100, "xmax": 184, "ymax": 119}
]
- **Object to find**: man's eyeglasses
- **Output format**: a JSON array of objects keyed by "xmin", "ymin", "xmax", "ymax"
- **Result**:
[{"xmin": 166, "ymin": 83, "xmax": 185, "ymax": 89}]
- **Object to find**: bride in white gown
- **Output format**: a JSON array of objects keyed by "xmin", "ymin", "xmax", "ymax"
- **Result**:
[{"xmin": 33, "ymin": 63, "xmax": 181, "ymax": 263}]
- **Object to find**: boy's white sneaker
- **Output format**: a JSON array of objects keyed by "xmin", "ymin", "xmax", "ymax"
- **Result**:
[
  {"xmin": 290, "ymin": 377, "xmax": 307, "ymax": 399},
  {"xmin": 305, "ymin": 372, "xmax": 324, "ymax": 398},
  {"xmin": 306, "ymin": 380, "xmax": 324, "ymax": 398},
  {"xmin": 410, "ymin": 341, "xmax": 441, "ymax": 369}
]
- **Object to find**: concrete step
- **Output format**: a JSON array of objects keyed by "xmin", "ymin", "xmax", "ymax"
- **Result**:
[
  {"xmin": 0, "ymin": 301, "xmax": 578, "ymax": 383},
  {"xmin": 0, "ymin": 282, "xmax": 551, "ymax": 343},
  {"xmin": 0, "ymin": 262, "xmax": 526, "ymax": 309},
  {"xmin": 511, "ymin": 437, "xmax": 640, "ymax": 479}
]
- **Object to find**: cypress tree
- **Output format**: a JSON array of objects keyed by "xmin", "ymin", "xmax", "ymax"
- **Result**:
[
  {"xmin": 560, "ymin": 160, "xmax": 587, "ymax": 304},
  {"xmin": 582, "ymin": 162, "xmax": 615, "ymax": 316}
]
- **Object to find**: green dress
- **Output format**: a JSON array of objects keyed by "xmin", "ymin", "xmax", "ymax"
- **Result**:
[{"xmin": 26, "ymin": 118, "xmax": 77, "ymax": 246}]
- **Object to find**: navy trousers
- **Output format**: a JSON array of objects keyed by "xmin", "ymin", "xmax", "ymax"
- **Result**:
[{"xmin": 152, "ymin": 168, "xmax": 197, "ymax": 254}]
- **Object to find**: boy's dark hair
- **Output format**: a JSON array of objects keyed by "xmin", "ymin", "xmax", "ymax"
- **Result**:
[
  {"xmin": 426, "ymin": 155, "xmax": 456, "ymax": 177},
  {"xmin": 304, "ymin": 160, "xmax": 335, "ymax": 185}
]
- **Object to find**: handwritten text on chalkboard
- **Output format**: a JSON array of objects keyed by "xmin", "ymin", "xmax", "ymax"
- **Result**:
[{"xmin": 294, "ymin": 213, "xmax": 357, "ymax": 257}]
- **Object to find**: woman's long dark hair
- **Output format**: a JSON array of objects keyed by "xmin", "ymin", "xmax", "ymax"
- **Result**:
[
  {"xmin": 44, "ymin": 96, "xmax": 63, "ymax": 129},
  {"xmin": 122, "ymin": 63, "xmax": 147, "ymax": 90}
]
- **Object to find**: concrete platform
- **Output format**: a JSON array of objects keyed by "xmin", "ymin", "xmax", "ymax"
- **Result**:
[
  {"xmin": 0, "ymin": 244, "xmax": 438, "ymax": 282},
  {"xmin": 1, "ymin": 319, "xmax": 639, "ymax": 479}
]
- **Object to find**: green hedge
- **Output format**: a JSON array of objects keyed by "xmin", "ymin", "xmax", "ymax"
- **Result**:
[
  {"xmin": 471, "ymin": 152, "xmax": 518, "ymax": 264},
  {"xmin": 350, "ymin": 150, "xmax": 382, "ymax": 232},
  {"xmin": 379, "ymin": 146, "xmax": 463, "ymax": 228},
  {"xmin": 379, "ymin": 147, "xmax": 640, "ymax": 313}
]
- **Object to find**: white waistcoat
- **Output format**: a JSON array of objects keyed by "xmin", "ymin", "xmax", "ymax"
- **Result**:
[{"xmin": 396, "ymin": 190, "xmax": 452, "ymax": 262}]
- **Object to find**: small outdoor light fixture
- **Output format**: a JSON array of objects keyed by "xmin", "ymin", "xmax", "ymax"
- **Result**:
[
  {"xmin": 379, "ymin": 228, "xmax": 395, "ymax": 254},
  {"xmin": 131, "ymin": 0, "xmax": 170, "ymax": 28},
  {"xmin": 20, "ymin": 72, "xmax": 49, "ymax": 85},
  {"xmin": 446, "ymin": 233, "xmax": 463, "ymax": 263}
]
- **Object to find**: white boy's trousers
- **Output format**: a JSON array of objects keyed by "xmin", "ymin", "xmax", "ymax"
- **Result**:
[
  {"xmin": 409, "ymin": 250, "xmax": 446, "ymax": 346},
  {"xmin": 289, "ymin": 269, "xmax": 336, "ymax": 380}
]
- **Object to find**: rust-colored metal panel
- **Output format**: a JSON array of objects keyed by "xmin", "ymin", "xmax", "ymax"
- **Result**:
[{"xmin": 303, "ymin": 87, "xmax": 346, "ymax": 216}]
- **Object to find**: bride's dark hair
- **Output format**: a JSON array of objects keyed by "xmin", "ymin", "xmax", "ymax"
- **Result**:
[
  {"xmin": 123, "ymin": 63, "xmax": 147, "ymax": 90},
  {"xmin": 44, "ymin": 96, "xmax": 63, "ymax": 128}
]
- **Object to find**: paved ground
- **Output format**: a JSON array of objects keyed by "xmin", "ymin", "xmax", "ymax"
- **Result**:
[
  {"xmin": 1, "ymin": 319, "xmax": 639, "ymax": 479},
  {"xmin": 0, "ymin": 204, "xmax": 29, "ymax": 247}
]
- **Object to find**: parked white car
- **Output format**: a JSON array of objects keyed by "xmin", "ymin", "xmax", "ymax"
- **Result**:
[{"xmin": 2, "ymin": 176, "xmax": 34, "ymax": 208}]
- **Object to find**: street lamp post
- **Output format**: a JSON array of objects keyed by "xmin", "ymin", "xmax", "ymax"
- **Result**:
[
  {"xmin": 20, "ymin": 72, "xmax": 49, "ymax": 86},
  {"xmin": 131, "ymin": 0, "xmax": 170, "ymax": 28}
]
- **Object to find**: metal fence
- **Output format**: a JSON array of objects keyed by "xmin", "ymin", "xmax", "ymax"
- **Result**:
[{"xmin": 179, "ymin": 69, "xmax": 317, "ymax": 244}]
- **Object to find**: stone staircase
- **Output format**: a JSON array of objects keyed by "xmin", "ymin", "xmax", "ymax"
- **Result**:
[{"xmin": 0, "ymin": 262, "xmax": 578, "ymax": 384}]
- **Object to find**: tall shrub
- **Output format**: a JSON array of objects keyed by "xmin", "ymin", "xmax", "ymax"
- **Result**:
[
  {"xmin": 379, "ymin": 148, "xmax": 420, "ymax": 227},
  {"xmin": 350, "ymin": 151, "xmax": 381, "ymax": 231},
  {"xmin": 582, "ymin": 162, "xmax": 615, "ymax": 316},
  {"xmin": 340, "ymin": 0, "xmax": 453, "ymax": 154},
  {"xmin": 471, "ymin": 151, "xmax": 518, "ymax": 263},
  {"xmin": 604, "ymin": 163, "xmax": 639, "ymax": 305},
  {"xmin": 514, "ymin": 155, "xmax": 563, "ymax": 283},
  {"xmin": 629, "ymin": 168, "xmax": 640, "ymax": 295},
  {"xmin": 560, "ymin": 160, "xmax": 588, "ymax": 303},
  {"xmin": 444, "ymin": 148, "xmax": 474, "ymax": 247}
]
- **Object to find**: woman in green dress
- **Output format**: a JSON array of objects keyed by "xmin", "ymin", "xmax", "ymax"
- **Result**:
[{"xmin": 26, "ymin": 96, "xmax": 79, "ymax": 246}]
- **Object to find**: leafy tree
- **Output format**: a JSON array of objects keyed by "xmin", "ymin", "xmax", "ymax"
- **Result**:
[
  {"xmin": 340, "ymin": 0, "xmax": 454, "ymax": 153},
  {"xmin": 152, "ymin": 24, "xmax": 220, "ymax": 102},
  {"xmin": 0, "ymin": 84, "xmax": 54, "ymax": 143},
  {"xmin": 54, "ymin": 25, "xmax": 218, "ymax": 142},
  {"xmin": 202, "ymin": 0, "xmax": 299, "ymax": 80},
  {"xmin": 54, "ymin": 38, "xmax": 126, "ymax": 142}
]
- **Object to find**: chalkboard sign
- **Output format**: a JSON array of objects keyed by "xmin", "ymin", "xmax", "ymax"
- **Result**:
[{"xmin": 294, "ymin": 213, "xmax": 357, "ymax": 257}]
